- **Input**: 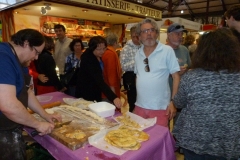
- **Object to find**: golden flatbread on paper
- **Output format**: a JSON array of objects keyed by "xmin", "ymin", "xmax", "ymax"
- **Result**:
[{"xmin": 116, "ymin": 115, "xmax": 141, "ymax": 128}]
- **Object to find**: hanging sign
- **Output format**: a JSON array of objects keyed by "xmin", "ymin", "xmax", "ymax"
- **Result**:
[{"xmin": 71, "ymin": 0, "xmax": 162, "ymax": 20}]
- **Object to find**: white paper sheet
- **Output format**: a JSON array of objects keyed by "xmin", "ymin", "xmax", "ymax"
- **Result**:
[
  {"xmin": 36, "ymin": 95, "xmax": 53, "ymax": 102},
  {"xmin": 114, "ymin": 112, "xmax": 157, "ymax": 130},
  {"xmin": 88, "ymin": 113, "xmax": 157, "ymax": 155}
]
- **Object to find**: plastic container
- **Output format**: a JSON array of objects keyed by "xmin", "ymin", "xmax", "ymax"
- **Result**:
[{"xmin": 88, "ymin": 102, "xmax": 115, "ymax": 117}]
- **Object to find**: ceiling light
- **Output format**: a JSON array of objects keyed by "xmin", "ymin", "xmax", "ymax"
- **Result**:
[
  {"xmin": 40, "ymin": 7, "xmax": 47, "ymax": 15},
  {"xmin": 107, "ymin": 14, "xmax": 112, "ymax": 16},
  {"xmin": 15, "ymin": 11, "xmax": 18, "ymax": 14},
  {"xmin": 44, "ymin": 3, "xmax": 51, "ymax": 10},
  {"xmin": 181, "ymin": 10, "xmax": 184, "ymax": 14},
  {"xmin": 82, "ymin": 10, "xmax": 88, "ymax": 12}
]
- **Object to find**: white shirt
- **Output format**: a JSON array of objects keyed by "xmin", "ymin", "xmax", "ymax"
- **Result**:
[
  {"xmin": 54, "ymin": 37, "xmax": 72, "ymax": 74},
  {"xmin": 134, "ymin": 41, "xmax": 180, "ymax": 110}
]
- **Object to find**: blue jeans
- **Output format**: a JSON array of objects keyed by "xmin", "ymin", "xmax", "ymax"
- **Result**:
[{"xmin": 182, "ymin": 148, "xmax": 237, "ymax": 160}]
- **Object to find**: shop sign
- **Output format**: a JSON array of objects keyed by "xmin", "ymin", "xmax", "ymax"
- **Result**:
[
  {"xmin": 201, "ymin": 24, "xmax": 217, "ymax": 31},
  {"xmin": 71, "ymin": 0, "xmax": 162, "ymax": 19}
]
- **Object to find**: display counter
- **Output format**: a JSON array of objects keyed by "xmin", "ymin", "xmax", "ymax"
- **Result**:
[{"xmin": 25, "ymin": 92, "xmax": 176, "ymax": 160}]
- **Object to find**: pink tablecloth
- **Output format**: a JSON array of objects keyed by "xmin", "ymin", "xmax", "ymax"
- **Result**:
[{"xmin": 25, "ymin": 92, "xmax": 176, "ymax": 160}]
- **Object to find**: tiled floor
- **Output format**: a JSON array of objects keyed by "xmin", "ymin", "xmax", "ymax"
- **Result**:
[{"xmin": 176, "ymin": 152, "xmax": 184, "ymax": 160}]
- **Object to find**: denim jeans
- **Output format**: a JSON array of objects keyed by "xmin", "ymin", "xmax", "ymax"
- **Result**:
[{"xmin": 182, "ymin": 148, "xmax": 237, "ymax": 160}]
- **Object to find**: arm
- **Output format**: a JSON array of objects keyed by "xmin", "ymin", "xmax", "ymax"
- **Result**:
[
  {"xmin": 166, "ymin": 71, "xmax": 180, "ymax": 120},
  {"xmin": 0, "ymin": 84, "xmax": 60, "ymax": 135}
]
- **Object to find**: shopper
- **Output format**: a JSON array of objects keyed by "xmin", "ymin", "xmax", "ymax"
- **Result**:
[
  {"xmin": 224, "ymin": 4, "xmax": 240, "ymax": 33},
  {"xmin": 53, "ymin": 24, "xmax": 72, "ymax": 79},
  {"xmin": 75, "ymin": 36, "xmax": 122, "ymax": 108},
  {"xmin": 102, "ymin": 33, "xmax": 122, "ymax": 101},
  {"xmin": 166, "ymin": 23, "xmax": 191, "ymax": 125},
  {"xmin": 63, "ymin": 38, "xmax": 84, "ymax": 97},
  {"xmin": 120, "ymin": 26, "xmax": 141, "ymax": 112},
  {"xmin": 172, "ymin": 28, "xmax": 240, "ymax": 160},
  {"xmin": 0, "ymin": 29, "xmax": 61, "ymax": 160},
  {"xmin": 29, "ymin": 60, "xmax": 48, "ymax": 94},
  {"xmin": 35, "ymin": 36, "xmax": 66, "ymax": 95},
  {"xmin": 134, "ymin": 18, "xmax": 180, "ymax": 127}
]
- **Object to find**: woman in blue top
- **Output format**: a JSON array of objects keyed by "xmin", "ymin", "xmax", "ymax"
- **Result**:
[{"xmin": 64, "ymin": 39, "xmax": 84, "ymax": 97}]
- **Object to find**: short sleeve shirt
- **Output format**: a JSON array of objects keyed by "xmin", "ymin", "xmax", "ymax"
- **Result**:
[
  {"xmin": 134, "ymin": 42, "xmax": 180, "ymax": 110},
  {"xmin": 0, "ymin": 43, "xmax": 24, "ymax": 97}
]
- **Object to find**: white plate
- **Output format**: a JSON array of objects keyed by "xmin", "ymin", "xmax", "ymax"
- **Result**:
[{"xmin": 36, "ymin": 96, "xmax": 53, "ymax": 102}]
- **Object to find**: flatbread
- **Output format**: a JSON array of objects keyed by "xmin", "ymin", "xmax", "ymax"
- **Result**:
[
  {"xmin": 116, "ymin": 115, "xmax": 141, "ymax": 128},
  {"xmin": 65, "ymin": 130, "xmax": 86, "ymax": 140},
  {"xmin": 104, "ymin": 126, "xmax": 149, "ymax": 150}
]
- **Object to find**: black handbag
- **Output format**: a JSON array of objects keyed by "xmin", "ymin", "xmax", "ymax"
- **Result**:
[{"xmin": 60, "ymin": 67, "xmax": 78, "ymax": 87}]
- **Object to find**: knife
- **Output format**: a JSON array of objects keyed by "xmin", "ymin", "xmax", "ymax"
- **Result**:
[{"xmin": 31, "ymin": 120, "xmax": 72, "ymax": 137}]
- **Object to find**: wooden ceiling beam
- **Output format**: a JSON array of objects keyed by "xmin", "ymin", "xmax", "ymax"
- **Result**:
[
  {"xmin": 219, "ymin": 0, "xmax": 227, "ymax": 12},
  {"xmin": 205, "ymin": 0, "xmax": 210, "ymax": 23},
  {"xmin": 183, "ymin": 0, "xmax": 195, "ymax": 20},
  {"xmin": 168, "ymin": 0, "xmax": 173, "ymax": 17}
]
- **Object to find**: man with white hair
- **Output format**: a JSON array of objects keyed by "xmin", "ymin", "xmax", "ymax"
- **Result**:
[
  {"xmin": 134, "ymin": 18, "xmax": 180, "ymax": 127},
  {"xmin": 167, "ymin": 23, "xmax": 191, "ymax": 126}
]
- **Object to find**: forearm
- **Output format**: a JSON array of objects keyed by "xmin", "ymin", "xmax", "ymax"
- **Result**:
[
  {"xmin": 110, "ymin": 86, "xmax": 116, "ymax": 94},
  {"xmin": 2, "ymin": 98, "xmax": 41, "ymax": 128},
  {"xmin": 171, "ymin": 72, "xmax": 180, "ymax": 98}
]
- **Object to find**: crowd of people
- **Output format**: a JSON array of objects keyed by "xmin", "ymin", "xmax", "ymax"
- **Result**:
[{"xmin": 0, "ymin": 4, "xmax": 239, "ymax": 160}]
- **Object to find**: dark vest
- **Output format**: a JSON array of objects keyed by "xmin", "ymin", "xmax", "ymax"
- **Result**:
[{"xmin": 0, "ymin": 47, "xmax": 30, "ymax": 130}]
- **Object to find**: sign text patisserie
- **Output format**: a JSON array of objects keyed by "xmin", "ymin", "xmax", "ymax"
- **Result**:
[{"xmin": 72, "ymin": 0, "xmax": 162, "ymax": 19}]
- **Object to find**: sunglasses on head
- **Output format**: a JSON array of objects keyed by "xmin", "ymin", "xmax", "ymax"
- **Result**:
[
  {"xmin": 143, "ymin": 58, "xmax": 150, "ymax": 72},
  {"xmin": 169, "ymin": 25, "xmax": 185, "ymax": 32}
]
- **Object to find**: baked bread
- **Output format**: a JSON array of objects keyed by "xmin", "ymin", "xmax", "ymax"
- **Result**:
[
  {"xmin": 104, "ymin": 126, "xmax": 149, "ymax": 150},
  {"xmin": 116, "ymin": 115, "xmax": 141, "ymax": 128},
  {"xmin": 65, "ymin": 130, "xmax": 86, "ymax": 140}
]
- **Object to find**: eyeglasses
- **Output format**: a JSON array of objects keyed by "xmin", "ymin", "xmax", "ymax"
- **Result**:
[
  {"xmin": 141, "ymin": 28, "xmax": 156, "ymax": 34},
  {"xmin": 143, "ymin": 58, "xmax": 150, "ymax": 72},
  {"xmin": 32, "ymin": 46, "xmax": 41, "ymax": 56},
  {"xmin": 169, "ymin": 25, "xmax": 185, "ymax": 32}
]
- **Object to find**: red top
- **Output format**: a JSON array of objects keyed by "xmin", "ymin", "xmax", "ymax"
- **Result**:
[{"xmin": 102, "ymin": 46, "xmax": 122, "ymax": 98}]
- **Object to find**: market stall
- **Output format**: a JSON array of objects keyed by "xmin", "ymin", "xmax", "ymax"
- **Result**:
[{"xmin": 24, "ymin": 92, "xmax": 176, "ymax": 160}]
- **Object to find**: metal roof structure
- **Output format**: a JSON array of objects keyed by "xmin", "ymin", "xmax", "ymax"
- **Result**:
[{"xmin": 127, "ymin": 0, "xmax": 240, "ymax": 24}]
